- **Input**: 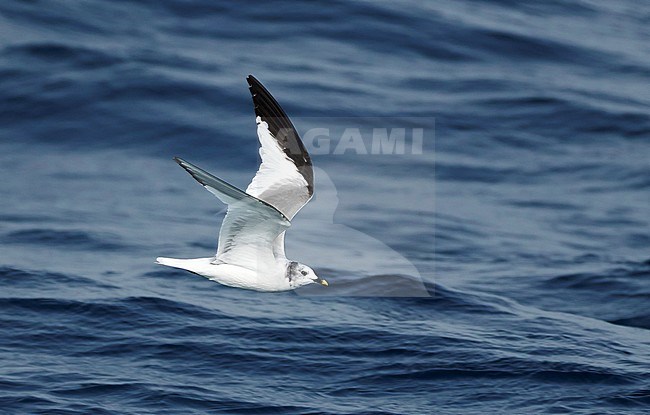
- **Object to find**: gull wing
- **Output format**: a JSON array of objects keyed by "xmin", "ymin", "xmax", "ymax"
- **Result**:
[
  {"xmin": 174, "ymin": 157, "xmax": 290, "ymax": 271},
  {"xmin": 245, "ymin": 75, "xmax": 314, "ymax": 220}
]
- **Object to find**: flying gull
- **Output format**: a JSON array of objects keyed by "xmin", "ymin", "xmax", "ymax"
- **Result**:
[{"xmin": 156, "ymin": 75, "xmax": 328, "ymax": 292}]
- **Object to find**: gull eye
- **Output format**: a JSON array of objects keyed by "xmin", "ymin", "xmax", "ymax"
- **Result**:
[{"xmin": 301, "ymin": 270, "xmax": 308, "ymax": 276}]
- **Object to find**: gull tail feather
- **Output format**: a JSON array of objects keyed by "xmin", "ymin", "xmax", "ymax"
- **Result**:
[{"xmin": 155, "ymin": 257, "xmax": 187, "ymax": 269}]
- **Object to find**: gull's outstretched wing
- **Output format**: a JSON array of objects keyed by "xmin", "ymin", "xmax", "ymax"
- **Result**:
[
  {"xmin": 174, "ymin": 157, "xmax": 290, "ymax": 271},
  {"xmin": 245, "ymin": 75, "xmax": 314, "ymax": 220}
]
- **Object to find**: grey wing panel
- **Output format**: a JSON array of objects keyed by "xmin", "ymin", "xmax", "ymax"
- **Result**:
[
  {"xmin": 174, "ymin": 157, "xmax": 289, "ymax": 221},
  {"xmin": 173, "ymin": 157, "xmax": 290, "ymax": 269}
]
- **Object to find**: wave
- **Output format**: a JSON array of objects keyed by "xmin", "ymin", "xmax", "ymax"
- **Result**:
[
  {"xmin": 3, "ymin": 229, "xmax": 128, "ymax": 251},
  {"xmin": 536, "ymin": 262, "xmax": 650, "ymax": 329},
  {"xmin": 0, "ymin": 266, "xmax": 116, "ymax": 289},
  {"xmin": 1, "ymin": 0, "xmax": 649, "ymax": 413}
]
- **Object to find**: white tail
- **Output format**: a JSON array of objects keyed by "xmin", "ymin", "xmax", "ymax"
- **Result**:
[{"xmin": 155, "ymin": 257, "xmax": 186, "ymax": 268}]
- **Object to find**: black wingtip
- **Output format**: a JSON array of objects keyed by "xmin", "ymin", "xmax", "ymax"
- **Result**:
[
  {"xmin": 244, "ymin": 74, "xmax": 314, "ymax": 195},
  {"xmin": 172, "ymin": 157, "xmax": 209, "ymax": 189},
  {"xmin": 173, "ymin": 157, "xmax": 195, "ymax": 179},
  {"xmin": 246, "ymin": 74, "xmax": 258, "ymax": 86}
]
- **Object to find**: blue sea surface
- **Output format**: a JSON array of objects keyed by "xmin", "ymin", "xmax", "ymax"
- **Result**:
[{"xmin": 1, "ymin": 1, "xmax": 649, "ymax": 414}]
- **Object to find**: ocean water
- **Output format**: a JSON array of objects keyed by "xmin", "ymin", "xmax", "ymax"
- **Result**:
[{"xmin": 1, "ymin": 0, "xmax": 649, "ymax": 413}]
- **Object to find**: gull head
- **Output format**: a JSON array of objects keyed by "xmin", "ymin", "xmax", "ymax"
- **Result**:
[{"xmin": 288, "ymin": 262, "xmax": 328, "ymax": 288}]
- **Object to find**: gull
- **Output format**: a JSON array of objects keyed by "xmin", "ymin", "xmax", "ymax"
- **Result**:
[{"xmin": 156, "ymin": 75, "xmax": 328, "ymax": 292}]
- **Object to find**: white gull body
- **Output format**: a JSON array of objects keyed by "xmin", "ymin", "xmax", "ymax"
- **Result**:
[{"xmin": 156, "ymin": 75, "xmax": 327, "ymax": 292}]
